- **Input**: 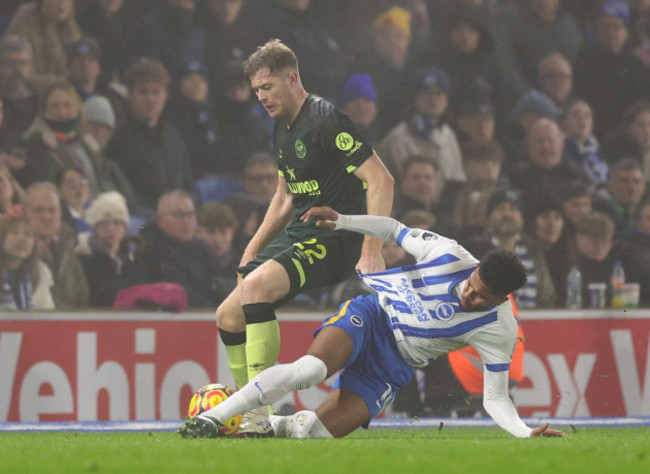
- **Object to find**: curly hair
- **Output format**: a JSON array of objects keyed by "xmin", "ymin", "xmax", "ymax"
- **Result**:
[{"xmin": 478, "ymin": 248, "xmax": 527, "ymax": 297}]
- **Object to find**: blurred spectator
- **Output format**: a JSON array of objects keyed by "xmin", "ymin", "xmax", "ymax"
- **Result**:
[
  {"xmin": 454, "ymin": 139, "xmax": 507, "ymax": 231},
  {"xmin": 615, "ymin": 198, "xmax": 650, "ymax": 307},
  {"xmin": 21, "ymin": 79, "xmax": 114, "ymax": 195},
  {"xmin": 80, "ymin": 94, "xmax": 151, "ymax": 220},
  {"xmin": 6, "ymin": 0, "xmax": 81, "ymax": 77},
  {"xmin": 378, "ymin": 66, "xmax": 465, "ymax": 194},
  {"xmin": 0, "ymin": 163, "xmax": 25, "ymax": 218},
  {"xmin": 535, "ymin": 51, "xmax": 573, "ymax": 107},
  {"xmin": 573, "ymin": 211, "xmax": 624, "ymax": 306},
  {"xmin": 141, "ymin": 190, "xmax": 227, "ymax": 308},
  {"xmin": 558, "ymin": 179, "xmax": 594, "ymax": 230},
  {"xmin": 64, "ymin": 37, "xmax": 102, "ymax": 100},
  {"xmin": 498, "ymin": 0, "xmax": 583, "ymax": 87},
  {"xmin": 525, "ymin": 196, "xmax": 572, "ymax": 307},
  {"xmin": 213, "ymin": 59, "xmax": 273, "ymax": 176},
  {"xmin": 220, "ymin": 194, "xmax": 263, "ymax": 255},
  {"xmin": 574, "ymin": 0, "xmax": 650, "ymax": 136},
  {"xmin": 127, "ymin": 0, "xmax": 207, "ymax": 86},
  {"xmin": 200, "ymin": 0, "xmax": 260, "ymax": 97},
  {"xmin": 105, "ymin": 60, "xmax": 192, "ymax": 209},
  {"xmin": 560, "ymin": 98, "xmax": 609, "ymax": 187},
  {"xmin": 24, "ymin": 182, "xmax": 89, "ymax": 309},
  {"xmin": 196, "ymin": 202, "xmax": 239, "ymax": 296},
  {"xmin": 0, "ymin": 36, "xmax": 40, "ymax": 136},
  {"xmin": 74, "ymin": 0, "xmax": 130, "ymax": 90},
  {"xmin": 602, "ymin": 100, "xmax": 650, "ymax": 177},
  {"xmin": 629, "ymin": 0, "xmax": 650, "ymax": 66},
  {"xmin": 81, "ymin": 95, "xmax": 115, "ymax": 149},
  {"xmin": 239, "ymin": 152, "xmax": 278, "ymax": 211},
  {"xmin": 391, "ymin": 155, "xmax": 457, "ymax": 236},
  {"xmin": 594, "ymin": 158, "xmax": 648, "ymax": 232},
  {"xmin": 430, "ymin": 1, "xmax": 499, "ymax": 112},
  {"xmin": 167, "ymin": 69, "xmax": 223, "ymax": 179},
  {"xmin": 463, "ymin": 188, "xmax": 556, "ymax": 308},
  {"xmin": 57, "ymin": 166, "xmax": 92, "ymax": 235},
  {"xmin": 76, "ymin": 191, "xmax": 148, "ymax": 307},
  {"xmin": 454, "ymin": 94, "xmax": 496, "ymax": 144},
  {"xmin": 356, "ymin": 6, "xmax": 413, "ymax": 136},
  {"xmin": 512, "ymin": 118, "xmax": 583, "ymax": 208},
  {"xmin": 340, "ymin": 73, "xmax": 379, "ymax": 143},
  {"xmin": 502, "ymin": 88, "xmax": 564, "ymax": 174},
  {"xmin": 261, "ymin": 0, "xmax": 349, "ymax": 102},
  {"xmin": 0, "ymin": 216, "xmax": 54, "ymax": 310}
]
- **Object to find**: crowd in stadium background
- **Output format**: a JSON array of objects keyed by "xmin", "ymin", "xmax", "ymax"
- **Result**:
[{"xmin": 1, "ymin": 0, "xmax": 650, "ymax": 313}]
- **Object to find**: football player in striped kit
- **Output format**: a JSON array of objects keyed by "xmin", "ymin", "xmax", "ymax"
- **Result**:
[{"xmin": 179, "ymin": 206, "xmax": 566, "ymax": 439}]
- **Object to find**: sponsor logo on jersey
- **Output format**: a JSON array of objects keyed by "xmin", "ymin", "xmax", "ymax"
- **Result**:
[
  {"xmin": 335, "ymin": 132, "xmax": 354, "ymax": 151},
  {"xmin": 286, "ymin": 167, "xmax": 296, "ymax": 180},
  {"xmin": 411, "ymin": 230, "xmax": 421, "ymax": 238},
  {"xmin": 287, "ymin": 179, "xmax": 321, "ymax": 196},
  {"xmin": 350, "ymin": 314, "xmax": 364, "ymax": 327},
  {"xmin": 295, "ymin": 139, "xmax": 307, "ymax": 159},
  {"xmin": 345, "ymin": 140, "xmax": 363, "ymax": 157},
  {"xmin": 397, "ymin": 277, "xmax": 428, "ymax": 322}
]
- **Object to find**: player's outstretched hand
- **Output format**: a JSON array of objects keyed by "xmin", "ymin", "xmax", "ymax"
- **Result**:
[
  {"xmin": 530, "ymin": 423, "xmax": 568, "ymax": 438},
  {"xmin": 300, "ymin": 206, "xmax": 339, "ymax": 229}
]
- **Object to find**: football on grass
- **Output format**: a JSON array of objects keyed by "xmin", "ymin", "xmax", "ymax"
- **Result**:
[{"xmin": 188, "ymin": 383, "xmax": 242, "ymax": 436}]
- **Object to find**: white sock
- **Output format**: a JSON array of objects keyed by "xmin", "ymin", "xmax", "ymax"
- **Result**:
[
  {"xmin": 202, "ymin": 355, "xmax": 327, "ymax": 424},
  {"xmin": 270, "ymin": 411, "xmax": 333, "ymax": 438}
]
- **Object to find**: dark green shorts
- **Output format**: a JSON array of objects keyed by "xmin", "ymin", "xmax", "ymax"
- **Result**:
[{"xmin": 238, "ymin": 226, "xmax": 363, "ymax": 306}]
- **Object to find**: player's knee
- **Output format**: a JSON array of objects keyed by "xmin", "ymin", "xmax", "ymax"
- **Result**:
[
  {"xmin": 215, "ymin": 300, "xmax": 244, "ymax": 332},
  {"xmin": 293, "ymin": 355, "xmax": 327, "ymax": 389}
]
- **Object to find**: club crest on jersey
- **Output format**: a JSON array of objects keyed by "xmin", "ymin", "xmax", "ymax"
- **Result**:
[
  {"xmin": 433, "ymin": 302, "xmax": 456, "ymax": 321},
  {"xmin": 349, "ymin": 314, "xmax": 364, "ymax": 327},
  {"xmin": 295, "ymin": 140, "xmax": 307, "ymax": 159}
]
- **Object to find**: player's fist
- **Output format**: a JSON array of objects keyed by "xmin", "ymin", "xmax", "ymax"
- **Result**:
[{"xmin": 300, "ymin": 206, "xmax": 339, "ymax": 229}]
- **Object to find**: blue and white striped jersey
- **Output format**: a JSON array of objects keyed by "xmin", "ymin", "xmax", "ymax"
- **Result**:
[{"xmin": 358, "ymin": 226, "xmax": 518, "ymax": 370}]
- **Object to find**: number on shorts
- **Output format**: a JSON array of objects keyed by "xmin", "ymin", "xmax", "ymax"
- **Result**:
[{"xmin": 294, "ymin": 238, "xmax": 327, "ymax": 264}]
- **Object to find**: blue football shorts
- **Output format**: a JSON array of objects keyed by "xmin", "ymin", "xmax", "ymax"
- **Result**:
[{"xmin": 315, "ymin": 294, "xmax": 415, "ymax": 417}]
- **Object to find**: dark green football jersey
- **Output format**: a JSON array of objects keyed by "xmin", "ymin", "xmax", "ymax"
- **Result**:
[{"xmin": 274, "ymin": 94, "xmax": 374, "ymax": 229}]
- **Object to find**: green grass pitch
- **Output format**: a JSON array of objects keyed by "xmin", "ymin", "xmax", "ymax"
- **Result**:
[{"xmin": 1, "ymin": 427, "xmax": 649, "ymax": 474}]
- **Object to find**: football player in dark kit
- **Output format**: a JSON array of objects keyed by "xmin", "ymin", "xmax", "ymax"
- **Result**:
[{"xmin": 217, "ymin": 39, "xmax": 394, "ymax": 392}]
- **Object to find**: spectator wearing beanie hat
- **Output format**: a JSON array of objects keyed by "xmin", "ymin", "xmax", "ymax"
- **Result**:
[
  {"xmin": 340, "ymin": 73, "xmax": 379, "ymax": 143},
  {"xmin": 65, "ymin": 36, "xmax": 102, "ymax": 101},
  {"xmin": 82, "ymin": 96, "xmax": 115, "ymax": 149},
  {"xmin": 77, "ymin": 191, "xmax": 148, "ymax": 308},
  {"xmin": 461, "ymin": 187, "xmax": 556, "ymax": 309},
  {"xmin": 377, "ymin": 65, "xmax": 465, "ymax": 201}
]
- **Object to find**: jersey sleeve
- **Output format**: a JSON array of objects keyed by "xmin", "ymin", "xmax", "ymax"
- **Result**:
[
  {"xmin": 334, "ymin": 214, "xmax": 477, "ymax": 264},
  {"xmin": 320, "ymin": 108, "xmax": 374, "ymax": 172}
]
